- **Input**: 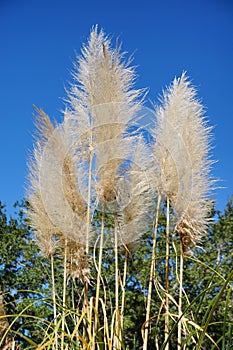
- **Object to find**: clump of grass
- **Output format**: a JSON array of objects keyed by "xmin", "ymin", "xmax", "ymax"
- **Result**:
[{"xmin": 2, "ymin": 26, "xmax": 226, "ymax": 350}]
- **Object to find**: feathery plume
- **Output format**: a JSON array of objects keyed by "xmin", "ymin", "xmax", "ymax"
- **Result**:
[
  {"xmin": 27, "ymin": 108, "xmax": 59, "ymax": 257},
  {"xmin": 68, "ymin": 26, "xmax": 144, "ymax": 206},
  {"xmin": 70, "ymin": 26, "xmax": 142, "ymax": 113},
  {"xmin": 172, "ymin": 75, "xmax": 213, "ymax": 251},
  {"xmin": 153, "ymin": 72, "xmax": 213, "ymax": 250},
  {"xmin": 27, "ymin": 108, "xmax": 88, "ymax": 252}
]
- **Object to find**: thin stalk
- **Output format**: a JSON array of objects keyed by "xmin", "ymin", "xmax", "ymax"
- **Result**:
[
  {"xmin": 93, "ymin": 204, "xmax": 105, "ymax": 348},
  {"xmin": 84, "ymin": 136, "xmax": 93, "ymax": 301},
  {"xmin": 115, "ymin": 206, "xmax": 119, "ymax": 313},
  {"xmin": 61, "ymin": 239, "xmax": 68, "ymax": 350},
  {"xmin": 85, "ymin": 142, "xmax": 93, "ymax": 341},
  {"xmin": 114, "ymin": 205, "xmax": 120, "ymax": 350},
  {"xmin": 178, "ymin": 244, "xmax": 184, "ymax": 350},
  {"xmin": 50, "ymin": 254, "xmax": 58, "ymax": 350},
  {"xmin": 143, "ymin": 194, "xmax": 161, "ymax": 350},
  {"xmin": 164, "ymin": 197, "xmax": 170, "ymax": 350},
  {"xmin": 120, "ymin": 248, "xmax": 129, "ymax": 339},
  {"xmin": 71, "ymin": 279, "xmax": 80, "ymax": 345},
  {"xmin": 95, "ymin": 204, "xmax": 105, "ymax": 311},
  {"xmin": 86, "ymin": 136, "xmax": 93, "ymax": 256}
]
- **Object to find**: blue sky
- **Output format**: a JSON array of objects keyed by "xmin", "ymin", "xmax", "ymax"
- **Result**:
[{"xmin": 0, "ymin": 0, "xmax": 233, "ymax": 215}]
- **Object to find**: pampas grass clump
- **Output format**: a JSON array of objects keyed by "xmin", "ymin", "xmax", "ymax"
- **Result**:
[{"xmin": 25, "ymin": 27, "xmax": 215, "ymax": 350}]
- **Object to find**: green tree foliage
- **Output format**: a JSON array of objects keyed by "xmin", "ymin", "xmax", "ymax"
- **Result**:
[{"xmin": 0, "ymin": 201, "xmax": 56, "ymax": 345}]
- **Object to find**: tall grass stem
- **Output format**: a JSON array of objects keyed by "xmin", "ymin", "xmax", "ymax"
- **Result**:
[
  {"xmin": 143, "ymin": 194, "xmax": 161, "ymax": 350},
  {"xmin": 114, "ymin": 206, "xmax": 120, "ymax": 349},
  {"xmin": 61, "ymin": 239, "xmax": 68, "ymax": 350},
  {"xmin": 164, "ymin": 197, "xmax": 170, "ymax": 350},
  {"xmin": 50, "ymin": 254, "xmax": 58, "ymax": 350},
  {"xmin": 93, "ymin": 204, "xmax": 105, "ymax": 348},
  {"xmin": 177, "ymin": 244, "xmax": 184, "ymax": 350}
]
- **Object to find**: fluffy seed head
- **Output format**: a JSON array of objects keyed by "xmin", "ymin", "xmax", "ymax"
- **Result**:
[
  {"xmin": 67, "ymin": 26, "xmax": 144, "ymax": 206},
  {"xmin": 153, "ymin": 73, "xmax": 213, "ymax": 251}
]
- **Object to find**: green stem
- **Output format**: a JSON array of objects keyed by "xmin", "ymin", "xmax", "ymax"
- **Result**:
[{"xmin": 195, "ymin": 269, "xmax": 233, "ymax": 350}]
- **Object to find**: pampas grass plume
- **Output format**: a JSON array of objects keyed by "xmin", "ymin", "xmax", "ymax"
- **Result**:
[{"xmin": 153, "ymin": 72, "xmax": 213, "ymax": 250}]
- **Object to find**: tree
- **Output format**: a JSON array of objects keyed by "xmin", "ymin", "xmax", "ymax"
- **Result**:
[{"xmin": 0, "ymin": 201, "xmax": 57, "ymax": 346}]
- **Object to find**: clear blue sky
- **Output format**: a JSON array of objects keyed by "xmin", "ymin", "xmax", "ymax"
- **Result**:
[{"xmin": 0, "ymin": 0, "xmax": 232, "ymax": 215}]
